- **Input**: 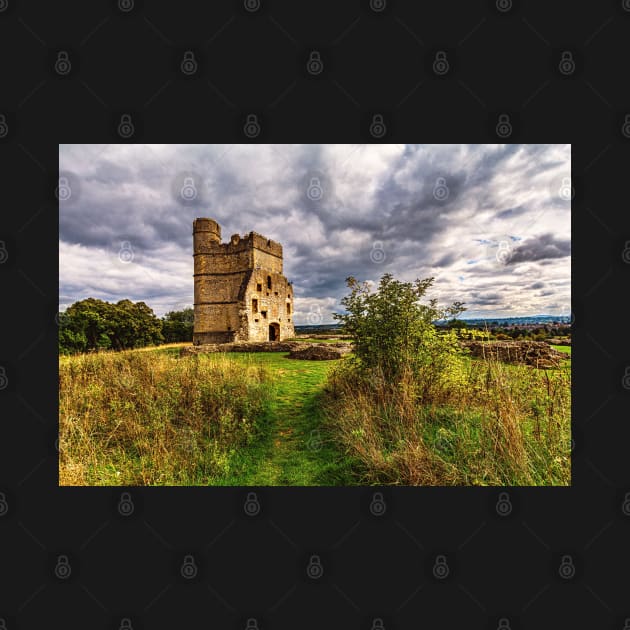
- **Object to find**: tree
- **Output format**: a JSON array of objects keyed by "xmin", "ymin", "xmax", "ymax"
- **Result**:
[
  {"xmin": 161, "ymin": 308, "xmax": 194, "ymax": 343},
  {"xmin": 58, "ymin": 298, "xmax": 164, "ymax": 354},
  {"xmin": 333, "ymin": 274, "xmax": 466, "ymax": 382},
  {"xmin": 446, "ymin": 318, "xmax": 468, "ymax": 329}
]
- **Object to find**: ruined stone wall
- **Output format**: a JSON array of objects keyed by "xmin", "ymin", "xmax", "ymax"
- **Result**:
[
  {"xmin": 243, "ymin": 270, "xmax": 294, "ymax": 342},
  {"xmin": 250, "ymin": 233, "xmax": 283, "ymax": 275},
  {"xmin": 252, "ymin": 249, "xmax": 283, "ymax": 275},
  {"xmin": 461, "ymin": 340, "xmax": 568, "ymax": 368},
  {"xmin": 193, "ymin": 219, "xmax": 295, "ymax": 344}
]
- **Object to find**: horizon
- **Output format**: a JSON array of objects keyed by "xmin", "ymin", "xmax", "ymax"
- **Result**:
[
  {"xmin": 58, "ymin": 298, "xmax": 571, "ymax": 325},
  {"xmin": 296, "ymin": 313, "xmax": 572, "ymax": 325}
]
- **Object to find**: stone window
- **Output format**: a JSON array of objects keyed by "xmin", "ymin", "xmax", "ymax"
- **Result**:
[
  {"xmin": 286, "ymin": 302, "xmax": 291, "ymax": 315},
  {"xmin": 267, "ymin": 275, "xmax": 272, "ymax": 290},
  {"xmin": 252, "ymin": 298, "xmax": 258, "ymax": 313},
  {"xmin": 261, "ymin": 310, "xmax": 267, "ymax": 319},
  {"xmin": 274, "ymin": 291, "xmax": 278, "ymax": 296},
  {"xmin": 254, "ymin": 318, "xmax": 259, "ymax": 323},
  {"xmin": 256, "ymin": 283, "xmax": 262, "ymax": 292}
]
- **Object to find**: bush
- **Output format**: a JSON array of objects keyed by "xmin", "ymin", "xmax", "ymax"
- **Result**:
[
  {"xmin": 324, "ymin": 273, "xmax": 570, "ymax": 485},
  {"xmin": 332, "ymin": 274, "xmax": 465, "ymax": 398}
]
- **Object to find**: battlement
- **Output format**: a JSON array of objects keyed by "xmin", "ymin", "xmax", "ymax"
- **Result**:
[
  {"xmin": 194, "ymin": 228, "xmax": 280, "ymax": 253},
  {"xmin": 249, "ymin": 232, "xmax": 283, "ymax": 258},
  {"xmin": 193, "ymin": 221, "xmax": 283, "ymax": 262}
]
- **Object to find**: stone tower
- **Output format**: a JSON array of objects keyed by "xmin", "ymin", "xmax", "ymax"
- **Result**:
[{"xmin": 192, "ymin": 218, "xmax": 295, "ymax": 345}]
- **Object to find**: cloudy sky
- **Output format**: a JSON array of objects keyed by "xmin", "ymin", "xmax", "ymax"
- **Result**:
[{"xmin": 59, "ymin": 144, "xmax": 571, "ymax": 324}]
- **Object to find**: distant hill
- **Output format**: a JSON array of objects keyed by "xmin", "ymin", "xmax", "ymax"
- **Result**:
[
  {"xmin": 294, "ymin": 324, "xmax": 343, "ymax": 334},
  {"xmin": 452, "ymin": 315, "xmax": 571, "ymax": 327}
]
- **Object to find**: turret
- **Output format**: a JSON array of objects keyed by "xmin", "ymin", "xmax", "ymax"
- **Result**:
[{"xmin": 193, "ymin": 218, "xmax": 221, "ymax": 251}]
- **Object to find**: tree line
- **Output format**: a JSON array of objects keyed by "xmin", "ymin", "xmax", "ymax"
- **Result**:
[{"xmin": 58, "ymin": 298, "xmax": 193, "ymax": 354}]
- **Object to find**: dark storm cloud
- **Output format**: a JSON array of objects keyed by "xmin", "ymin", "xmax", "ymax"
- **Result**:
[
  {"xmin": 471, "ymin": 297, "xmax": 504, "ymax": 306},
  {"xmin": 469, "ymin": 292, "xmax": 504, "ymax": 306},
  {"xmin": 497, "ymin": 206, "xmax": 528, "ymax": 219},
  {"xmin": 434, "ymin": 252, "xmax": 459, "ymax": 268},
  {"xmin": 464, "ymin": 143, "xmax": 522, "ymax": 188},
  {"xmin": 59, "ymin": 144, "xmax": 571, "ymax": 320},
  {"xmin": 507, "ymin": 233, "xmax": 571, "ymax": 264}
]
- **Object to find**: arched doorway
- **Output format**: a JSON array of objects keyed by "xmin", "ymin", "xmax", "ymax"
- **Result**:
[{"xmin": 269, "ymin": 323, "xmax": 280, "ymax": 341}]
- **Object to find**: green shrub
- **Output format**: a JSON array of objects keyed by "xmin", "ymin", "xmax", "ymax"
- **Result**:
[{"xmin": 333, "ymin": 273, "xmax": 465, "ymax": 397}]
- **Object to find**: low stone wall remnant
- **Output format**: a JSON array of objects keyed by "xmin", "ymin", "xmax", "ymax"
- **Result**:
[
  {"xmin": 460, "ymin": 340, "xmax": 569, "ymax": 368},
  {"xmin": 180, "ymin": 340, "xmax": 353, "ymax": 358}
]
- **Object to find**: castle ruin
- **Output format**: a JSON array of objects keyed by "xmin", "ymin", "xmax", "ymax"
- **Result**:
[{"xmin": 192, "ymin": 218, "xmax": 295, "ymax": 345}]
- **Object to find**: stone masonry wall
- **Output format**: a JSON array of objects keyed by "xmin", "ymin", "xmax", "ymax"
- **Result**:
[
  {"xmin": 243, "ymin": 270, "xmax": 293, "ymax": 341},
  {"xmin": 193, "ymin": 218, "xmax": 294, "ymax": 344}
]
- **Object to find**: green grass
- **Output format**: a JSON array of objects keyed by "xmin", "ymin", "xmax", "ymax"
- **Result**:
[
  {"xmin": 60, "ymin": 343, "xmax": 570, "ymax": 486},
  {"xmin": 59, "ymin": 349, "xmax": 273, "ymax": 485},
  {"xmin": 552, "ymin": 345, "xmax": 571, "ymax": 355},
  {"xmin": 212, "ymin": 353, "xmax": 355, "ymax": 486},
  {"xmin": 60, "ymin": 347, "xmax": 355, "ymax": 486},
  {"xmin": 323, "ymin": 353, "xmax": 571, "ymax": 486}
]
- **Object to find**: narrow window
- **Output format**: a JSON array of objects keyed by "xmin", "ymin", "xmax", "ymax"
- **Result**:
[
  {"xmin": 252, "ymin": 298, "xmax": 258, "ymax": 313},
  {"xmin": 286, "ymin": 303, "xmax": 291, "ymax": 315},
  {"xmin": 267, "ymin": 275, "xmax": 272, "ymax": 290},
  {"xmin": 261, "ymin": 310, "xmax": 267, "ymax": 319},
  {"xmin": 256, "ymin": 283, "xmax": 262, "ymax": 292}
]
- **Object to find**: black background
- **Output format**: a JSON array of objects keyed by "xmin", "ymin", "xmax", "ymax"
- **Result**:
[{"xmin": 1, "ymin": 0, "xmax": 629, "ymax": 628}]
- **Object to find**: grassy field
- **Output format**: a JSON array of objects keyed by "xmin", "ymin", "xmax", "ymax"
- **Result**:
[
  {"xmin": 211, "ymin": 353, "xmax": 353, "ymax": 485},
  {"xmin": 323, "ymin": 353, "xmax": 570, "ymax": 485},
  {"xmin": 59, "ymin": 349, "xmax": 272, "ymax": 485},
  {"xmin": 552, "ymin": 345, "xmax": 571, "ymax": 355},
  {"xmin": 59, "ymin": 347, "xmax": 352, "ymax": 485},
  {"xmin": 60, "ymin": 344, "xmax": 570, "ymax": 486}
]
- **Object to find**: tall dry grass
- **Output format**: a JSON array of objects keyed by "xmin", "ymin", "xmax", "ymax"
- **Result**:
[
  {"xmin": 323, "ymin": 355, "xmax": 570, "ymax": 486},
  {"xmin": 59, "ymin": 351, "xmax": 271, "ymax": 485}
]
